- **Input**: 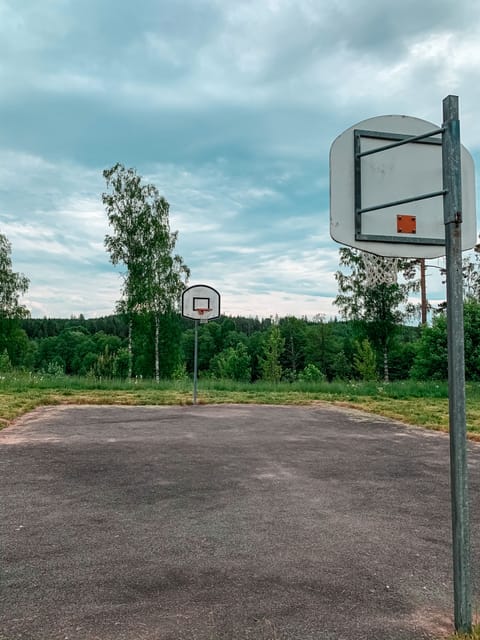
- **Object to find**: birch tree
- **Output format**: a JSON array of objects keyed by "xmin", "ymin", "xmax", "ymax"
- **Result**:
[
  {"xmin": 139, "ymin": 197, "xmax": 190, "ymax": 381},
  {"xmin": 0, "ymin": 232, "xmax": 29, "ymax": 320},
  {"xmin": 103, "ymin": 163, "xmax": 189, "ymax": 380},
  {"xmin": 0, "ymin": 232, "xmax": 30, "ymax": 363},
  {"xmin": 334, "ymin": 247, "xmax": 418, "ymax": 381}
]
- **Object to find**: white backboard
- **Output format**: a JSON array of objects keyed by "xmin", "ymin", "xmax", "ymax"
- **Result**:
[
  {"xmin": 330, "ymin": 115, "xmax": 477, "ymax": 258},
  {"xmin": 182, "ymin": 284, "xmax": 221, "ymax": 322}
]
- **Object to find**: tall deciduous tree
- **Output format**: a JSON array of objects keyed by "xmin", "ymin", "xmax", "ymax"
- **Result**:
[
  {"xmin": 0, "ymin": 232, "xmax": 30, "ymax": 364},
  {"xmin": 103, "ymin": 163, "xmax": 190, "ymax": 380},
  {"xmin": 0, "ymin": 232, "xmax": 29, "ymax": 320},
  {"xmin": 139, "ymin": 207, "xmax": 190, "ymax": 381},
  {"xmin": 458, "ymin": 248, "xmax": 480, "ymax": 301},
  {"xmin": 334, "ymin": 247, "xmax": 418, "ymax": 381}
]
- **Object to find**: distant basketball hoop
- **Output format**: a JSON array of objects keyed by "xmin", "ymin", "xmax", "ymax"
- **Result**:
[
  {"xmin": 181, "ymin": 284, "xmax": 221, "ymax": 405},
  {"xmin": 181, "ymin": 284, "xmax": 220, "ymax": 323},
  {"xmin": 195, "ymin": 308, "xmax": 212, "ymax": 324}
]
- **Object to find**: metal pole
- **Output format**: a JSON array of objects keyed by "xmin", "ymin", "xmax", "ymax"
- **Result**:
[
  {"xmin": 420, "ymin": 258, "xmax": 427, "ymax": 325},
  {"xmin": 442, "ymin": 94, "xmax": 472, "ymax": 633},
  {"xmin": 193, "ymin": 319, "xmax": 199, "ymax": 405}
]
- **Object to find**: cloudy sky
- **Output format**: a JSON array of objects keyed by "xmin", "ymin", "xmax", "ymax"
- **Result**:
[{"xmin": 1, "ymin": 0, "xmax": 480, "ymax": 320}]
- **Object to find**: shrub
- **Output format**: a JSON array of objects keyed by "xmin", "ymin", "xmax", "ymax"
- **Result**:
[
  {"xmin": 298, "ymin": 363, "xmax": 325, "ymax": 382},
  {"xmin": 0, "ymin": 349, "xmax": 12, "ymax": 373},
  {"xmin": 353, "ymin": 339, "xmax": 378, "ymax": 381},
  {"xmin": 210, "ymin": 343, "xmax": 252, "ymax": 382}
]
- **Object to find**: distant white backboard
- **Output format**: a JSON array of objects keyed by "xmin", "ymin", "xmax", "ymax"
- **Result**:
[
  {"xmin": 330, "ymin": 115, "xmax": 477, "ymax": 258},
  {"xmin": 182, "ymin": 284, "xmax": 220, "ymax": 322}
]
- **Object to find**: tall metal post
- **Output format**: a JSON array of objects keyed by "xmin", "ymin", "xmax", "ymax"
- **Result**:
[
  {"xmin": 442, "ymin": 94, "xmax": 472, "ymax": 633},
  {"xmin": 193, "ymin": 319, "xmax": 199, "ymax": 405},
  {"xmin": 420, "ymin": 258, "xmax": 427, "ymax": 325}
]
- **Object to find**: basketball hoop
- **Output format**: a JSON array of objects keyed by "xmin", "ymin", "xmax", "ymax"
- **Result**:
[
  {"xmin": 196, "ymin": 308, "xmax": 211, "ymax": 324},
  {"xmin": 182, "ymin": 285, "xmax": 221, "ymax": 323},
  {"xmin": 363, "ymin": 252, "xmax": 399, "ymax": 287}
]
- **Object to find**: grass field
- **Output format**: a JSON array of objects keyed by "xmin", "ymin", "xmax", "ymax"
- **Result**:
[{"xmin": 2, "ymin": 373, "xmax": 480, "ymax": 440}]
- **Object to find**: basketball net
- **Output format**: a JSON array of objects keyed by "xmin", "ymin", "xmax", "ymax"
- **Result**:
[
  {"xmin": 196, "ymin": 308, "xmax": 211, "ymax": 324},
  {"xmin": 362, "ymin": 252, "xmax": 399, "ymax": 287}
]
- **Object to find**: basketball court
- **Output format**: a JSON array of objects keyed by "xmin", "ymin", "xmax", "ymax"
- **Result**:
[
  {"xmin": 1, "ymin": 404, "xmax": 479, "ymax": 639},
  {"xmin": 1, "ymin": 95, "xmax": 478, "ymax": 640}
]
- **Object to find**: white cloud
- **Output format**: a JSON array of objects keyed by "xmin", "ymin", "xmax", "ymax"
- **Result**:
[
  {"xmin": 220, "ymin": 290, "xmax": 337, "ymax": 320},
  {"xmin": 23, "ymin": 271, "xmax": 122, "ymax": 319}
]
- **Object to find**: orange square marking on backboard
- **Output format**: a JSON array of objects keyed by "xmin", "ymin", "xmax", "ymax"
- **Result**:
[{"xmin": 397, "ymin": 215, "xmax": 416, "ymax": 234}]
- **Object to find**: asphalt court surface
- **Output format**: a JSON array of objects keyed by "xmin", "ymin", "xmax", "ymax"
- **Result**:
[{"xmin": 1, "ymin": 403, "xmax": 479, "ymax": 640}]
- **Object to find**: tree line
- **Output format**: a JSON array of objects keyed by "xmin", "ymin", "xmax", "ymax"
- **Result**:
[
  {"xmin": 2, "ymin": 311, "xmax": 421, "ymax": 381},
  {"xmin": 0, "ymin": 300, "xmax": 469, "ymax": 383},
  {"xmin": 2, "ymin": 303, "xmax": 480, "ymax": 382}
]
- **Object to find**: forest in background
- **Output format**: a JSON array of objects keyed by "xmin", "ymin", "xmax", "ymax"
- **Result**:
[{"xmin": 1, "ymin": 302, "xmax": 480, "ymax": 383}]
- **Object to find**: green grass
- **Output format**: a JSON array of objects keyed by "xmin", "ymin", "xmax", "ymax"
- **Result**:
[
  {"xmin": 2, "ymin": 372, "xmax": 480, "ymax": 438},
  {"xmin": 445, "ymin": 624, "xmax": 480, "ymax": 639}
]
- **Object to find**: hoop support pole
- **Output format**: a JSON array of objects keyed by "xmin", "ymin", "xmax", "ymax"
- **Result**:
[
  {"xmin": 193, "ymin": 320, "xmax": 199, "ymax": 405},
  {"xmin": 443, "ymin": 94, "xmax": 472, "ymax": 634}
]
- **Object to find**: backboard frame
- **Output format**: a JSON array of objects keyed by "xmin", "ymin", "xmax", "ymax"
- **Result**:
[
  {"xmin": 181, "ymin": 284, "xmax": 221, "ymax": 322},
  {"xmin": 354, "ymin": 127, "xmax": 445, "ymax": 246},
  {"xmin": 330, "ymin": 114, "xmax": 477, "ymax": 258}
]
